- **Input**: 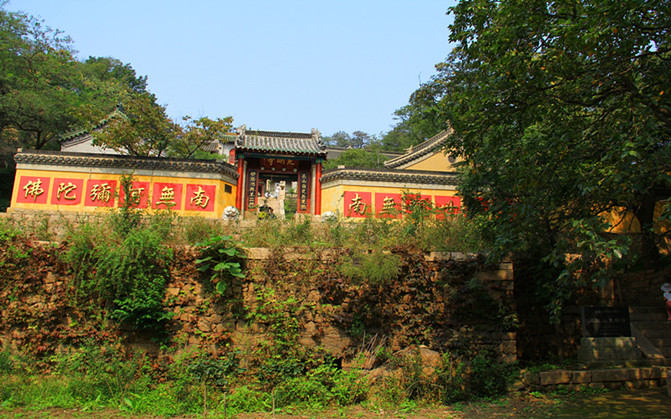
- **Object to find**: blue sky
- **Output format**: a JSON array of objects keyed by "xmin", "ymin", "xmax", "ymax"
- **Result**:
[{"xmin": 8, "ymin": 1, "xmax": 457, "ymax": 137}]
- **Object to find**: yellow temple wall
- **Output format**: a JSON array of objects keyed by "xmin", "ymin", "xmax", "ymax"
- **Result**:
[
  {"xmin": 603, "ymin": 202, "xmax": 671, "ymax": 254},
  {"xmin": 402, "ymin": 151, "xmax": 458, "ymax": 172},
  {"xmin": 10, "ymin": 166, "xmax": 237, "ymax": 218},
  {"xmin": 321, "ymin": 180, "xmax": 460, "ymax": 218}
]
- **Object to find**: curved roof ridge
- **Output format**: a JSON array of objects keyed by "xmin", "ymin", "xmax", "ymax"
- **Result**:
[
  {"xmin": 383, "ymin": 129, "xmax": 452, "ymax": 169},
  {"xmin": 60, "ymin": 107, "xmax": 127, "ymax": 145},
  {"xmin": 14, "ymin": 150, "xmax": 238, "ymax": 178},
  {"xmin": 321, "ymin": 166, "xmax": 457, "ymax": 186},
  {"xmin": 236, "ymin": 127, "xmax": 326, "ymax": 156}
]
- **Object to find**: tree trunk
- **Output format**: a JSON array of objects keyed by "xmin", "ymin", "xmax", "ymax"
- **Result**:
[{"xmin": 632, "ymin": 191, "xmax": 661, "ymax": 268}]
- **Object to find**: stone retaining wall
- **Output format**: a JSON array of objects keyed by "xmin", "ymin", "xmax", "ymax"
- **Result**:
[
  {"xmin": 522, "ymin": 367, "xmax": 668, "ymax": 391},
  {"xmin": 0, "ymin": 240, "xmax": 517, "ymax": 366}
]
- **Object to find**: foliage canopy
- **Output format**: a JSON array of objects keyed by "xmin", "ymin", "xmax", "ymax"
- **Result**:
[
  {"xmin": 0, "ymin": 4, "xmax": 232, "ymax": 156},
  {"xmin": 401, "ymin": 0, "xmax": 671, "ymax": 315}
]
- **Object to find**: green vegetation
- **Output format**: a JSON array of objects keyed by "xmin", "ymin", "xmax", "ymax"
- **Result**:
[
  {"xmin": 0, "ymin": 344, "xmax": 511, "ymax": 416},
  {"xmin": 0, "ymin": 206, "xmax": 510, "ymax": 416},
  {"xmin": 0, "ymin": 5, "xmax": 231, "ymax": 156},
  {"xmin": 63, "ymin": 217, "xmax": 174, "ymax": 333},
  {"xmin": 386, "ymin": 0, "xmax": 671, "ymax": 322},
  {"xmin": 242, "ymin": 202, "xmax": 487, "ymax": 254},
  {"xmin": 195, "ymin": 234, "xmax": 245, "ymax": 295}
]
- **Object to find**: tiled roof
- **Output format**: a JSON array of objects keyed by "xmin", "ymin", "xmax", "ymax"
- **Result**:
[
  {"xmin": 60, "ymin": 107, "xmax": 127, "ymax": 147},
  {"xmin": 14, "ymin": 150, "xmax": 238, "ymax": 179},
  {"xmin": 384, "ymin": 129, "xmax": 452, "ymax": 169},
  {"xmin": 321, "ymin": 167, "xmax": 458, "ymax": 186},
  {"xmin": 235, "ymin": 126, "xmax": 326, "ymax": 156}
]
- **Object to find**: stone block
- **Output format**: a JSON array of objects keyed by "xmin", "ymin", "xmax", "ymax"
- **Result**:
[
  {"xmin": 45, "ymin": 271, "xmax": 56, "ymax": 283},
  {"xmin": 591, "ymin": 369, "xmax": 630, "ymax": 382},
  {"xmin": 498, "ymin": 262, "xmax": 513, "ymax": 271},
  {"xmin": 540, "ymin": 370, "xmax": 570, "ymax": 385},
  {"xmin": 577, "ymin": 337, "xmax": 642, "ymax": 362},
  {"xmin": 197, "ymin": 319, "xmax": 210, "ymax": 333},
  {"xmin": 425, "ymin": 252, "xmax": 449, "ymax": 262},
  {"xmin": 449, "ymin": 252, "xmax": 478, "ymax": 261},
  {"xmin": 571, "ymin": 371, "xmax": 591, "ymax": 384},
  {"xmin": 630, "ymin": 368, "xmax": 655, "ymax": 381},
  {"xmin": 478, "ymin": 270, "xmax": 513, "ymax": 282},
  {"xmin": 298, "ymin": 337, "xmax": 314, "ymax": 347},
  {"xmin": 652, "ymin": 366, "xmax": 666, "ymax": 379},
  {"xmin": 246, "ymin": 248, "xmax": 271, "ymax": 260}
]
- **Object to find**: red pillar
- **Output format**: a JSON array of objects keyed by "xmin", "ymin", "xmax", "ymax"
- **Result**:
[
  {"xmin": 235, "ymin": 156, "xmax": 244, "ymax": 210},
  {"xmin": 315, "ymin": 161, "xmax": 322, "ymax": 216}
]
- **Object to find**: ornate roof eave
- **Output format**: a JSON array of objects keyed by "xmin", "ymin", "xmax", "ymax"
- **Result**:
[
  {"xmin": 234, "ymin": 125, "xmax": 326, "ymax": 156},
  {"xmin": 236, "ymin": 147, "xmax": 327, "ymax": 158},
  {"xmin": 383, "ymin": 128, "xmax": 453, "ymax": 169},
  {"xmin": 321, "ymin": 167, "xmax": 458, "ymax": 186},
  {"xmin": 14, "ymin": 150, "xmax": 239, "ymax": 179},
  {"xmin": 60, "ymin": 107, "xmax": 128, "ymax": 145}
]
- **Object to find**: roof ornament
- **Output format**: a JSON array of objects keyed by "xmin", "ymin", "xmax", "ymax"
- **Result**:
[
  {"xmin": 312, "ymin": 128, "xmax": 325, "ymax": 150},
  {"xmin": 235, "ymin": 125, "xmax": 247, "ymax": 146}
]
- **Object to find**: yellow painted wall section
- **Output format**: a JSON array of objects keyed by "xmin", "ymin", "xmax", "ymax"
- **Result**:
[
  {"xmin": 403, "ymin": 151, "xmax": 457, "ymax": 172},
  {"xmin": 601, "ymin": 202, "xmax": 670, "ymax": 254},
  {"xmin": 10, "ymin": 168, "xmax": 236, "ymax": 218},
  {"xmin": 321, "ymin": 183, "xmax": 460, "ymax": 218}
]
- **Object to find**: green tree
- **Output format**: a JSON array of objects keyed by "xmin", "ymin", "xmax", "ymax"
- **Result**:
[
  {"xmin": 422, "ymin": 0, "xmax": 671, "ymax": 316},
  {"xmin": 323, "ymin": 147, "xmax": 387, "ymax": 170},
  {"xmin": 82, "ymin": 56, "xmax": 149, "ymax": 95},
  {"xmin": 91, "ymin": 92, "xmax": 175, "ymax": 156},
  {"xmin": 323, "ymin": 130, "xmax": 374, "ymax": 149},
  {"xmin": 0, "ymin": 6, "xmax": 121, "ymax": 150},
  {"xmin": 382, "ymin": 86, "xmax": 449, "ymax": 152},
  {"xmin": 168, "ymin": 115, "xmax": 233, "ymax": 159}
]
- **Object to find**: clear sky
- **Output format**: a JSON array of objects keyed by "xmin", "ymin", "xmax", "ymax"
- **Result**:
[{"xmin": 7, "ymin": 1, "xmax": 457, "ymax": 137}]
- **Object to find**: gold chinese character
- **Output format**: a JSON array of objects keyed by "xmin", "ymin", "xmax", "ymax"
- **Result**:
[
  {"xmin": 349, "ymin": 193, "xmax": 367, "ymax": 215},
  {"xmin": 441, "ymin": 201, "xmax": 457, "ymax": 214},
  {"xmin": 23, "ymin": 179, "xmax": 44, "ymax": 202},
  {"xmin": 130, "ymin": 187, "xmax": 145, "ymax": 199},
  {"xmin": 190, "ymin": 186, "xmax": 210, "ymax": 208},
  {"xmin": 380, "ymin": 197, "xmax": 397, "ymax": 215},
  {"xmin": 57, "ymin": 182, "xmax": 77, "ymax": 200},
  {"xmin": 90, "ymin": 183, "xmax": 112, "ymax": 203},
  {"xmin": 123, "ymin": 187, "xmax": 145, "ymax": 207},
  {"xmin": 156, "ymin": 186, "xmax": 175, "ymax": 207}
]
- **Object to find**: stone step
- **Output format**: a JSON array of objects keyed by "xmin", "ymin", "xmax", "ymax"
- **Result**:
[
  {"xmin": 629, "ymin": 306, "xmax": 667, "ymax": 313},
  {"xmin": 645, "ymin": 337, "xmax": 671, "ymax": 349},
  {"xmin": 637, "ymin": 324, "xmax": 671, "ymax": 339},
  {"xmin": 633, "ymin": 321, "xmax": 671, "ymax": 330},
  {"xmin": 630, "ymin": 312, "xmax": 668, "ymax": 322},
  {"xmin": 644, "ymin": 357, "xmax": 671, "ymax": 366}
]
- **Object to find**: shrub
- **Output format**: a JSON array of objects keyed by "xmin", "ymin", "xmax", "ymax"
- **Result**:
[
  {"xmin": 195, "ymin": 235, "xmax": 245, "ymax": 295},
  {"xmin": 226, "ymin": 386, "xmax": 272, "ymax": 413},
  {"xmin": 338, "ymin": 249, "xmax": 400, "ymax": 285},
  {"xmin": 436, "ymin": 351, "xmax": 509, "ymax": 403},
  {"xmin": 180, "ymin": 216, "xmax": 224, "ymax": 244},
  {"xmin": 0, "ymin": 349, "xmax": 14, "ymax": 374},
  {"xmin": 64, "ymin": 220, "xmax": 174, "ymax": 333}
]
